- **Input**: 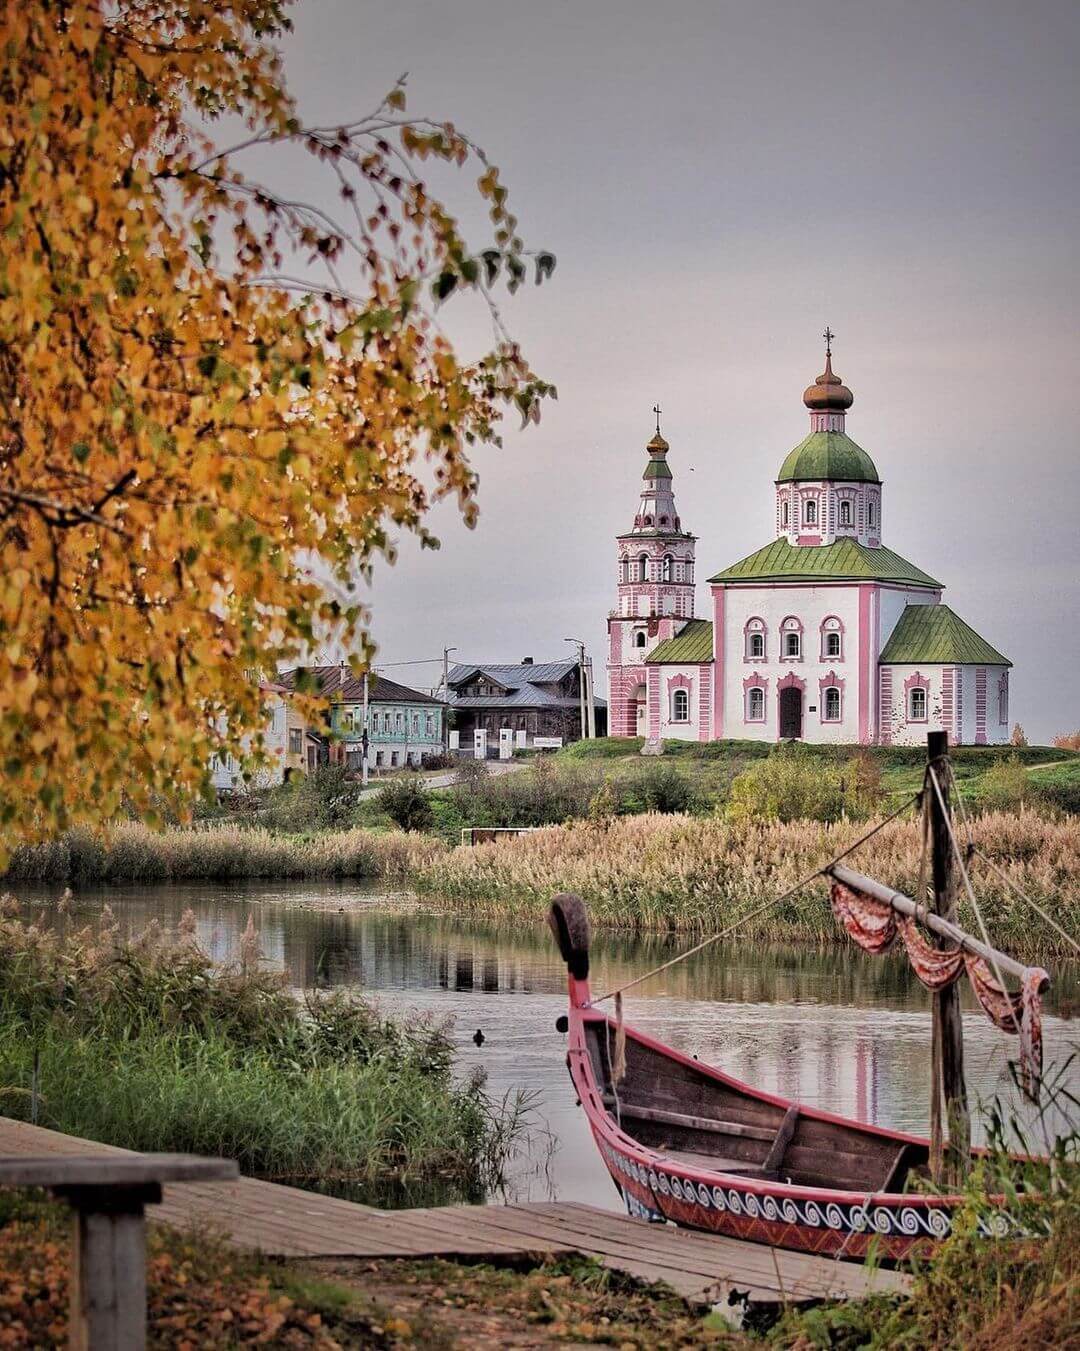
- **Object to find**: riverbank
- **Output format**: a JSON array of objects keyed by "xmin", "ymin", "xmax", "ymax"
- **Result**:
[
  {"xmin": 6, "ymin": 805, "xmax": 1076, "ymax": 960},
  {"xmin": 0, "ymin": 901, "xmax": 519, "ymax": 1205},
  {"xmin": 410, "ymin": 809, "xmax": 1078, "ymax": 960}
]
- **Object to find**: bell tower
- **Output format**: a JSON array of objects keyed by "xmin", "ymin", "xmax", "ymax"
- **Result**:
[{"xmin": 607, "ymin": 410, "xmax": 697, "ymax": 737}]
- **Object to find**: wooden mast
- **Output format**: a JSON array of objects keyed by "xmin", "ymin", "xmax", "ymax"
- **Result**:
[{"xmin": 927, "ymin": 730, "xmax": 970, "ymax": 1186}]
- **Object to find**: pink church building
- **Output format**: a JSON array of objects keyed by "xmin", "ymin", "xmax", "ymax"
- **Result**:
[{"xmin": 608, "ymin": 342, "xmax": 1012, "ymax": 747}]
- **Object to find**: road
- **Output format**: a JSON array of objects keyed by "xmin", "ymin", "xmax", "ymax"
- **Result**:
[{"xmin": 357, "ymin": 758, "xmax": 525, "ymax": 799}]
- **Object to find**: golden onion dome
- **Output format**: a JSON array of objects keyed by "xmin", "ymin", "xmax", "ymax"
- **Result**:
[{"xmin": 803, "ymin": 352, "xmax": 854, "ymax": 411}]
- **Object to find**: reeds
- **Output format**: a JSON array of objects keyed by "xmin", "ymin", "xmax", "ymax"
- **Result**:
[
  {"xmin": 0, "ymin": 901, "xmax": 518, "ymax": 1197},
  {"xmin": 4, "ymin": 821, "xmax": 443, "ymax": 884},
  {"xmin": 410, "ymin": 809, "xmax": 1079, "ymax": 959}
]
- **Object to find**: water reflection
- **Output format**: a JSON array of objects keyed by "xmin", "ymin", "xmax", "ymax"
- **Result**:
[{"xmin": 14, "ymin": 879, "xmax": 1078, "ymax": 1211}]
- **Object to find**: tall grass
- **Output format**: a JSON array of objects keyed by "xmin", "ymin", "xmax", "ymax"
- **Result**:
[
  {"xmin": 0, "ymin": 900, "xmax": 521, "ymax": 1199},
  {"xmin": 4, "ymin": 821, "xmax": 442, "ymax": 884},
  {"xmin": 410, "ymin": 809, "xmax": 1079, "ymax": 958}
]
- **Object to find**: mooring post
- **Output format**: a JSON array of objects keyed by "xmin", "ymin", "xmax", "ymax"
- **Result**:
[
  {"xmin": 927, "ymin": 730, "xmax": 970, "ymax": 1186},
  {"xmin": 60, "ymin": 1183, "xmax": 159, "ymax": 1351}
]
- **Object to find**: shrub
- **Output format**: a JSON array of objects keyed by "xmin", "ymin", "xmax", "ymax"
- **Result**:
[
  {"xmin": 977, "ymin": 755, "xmax": 1032, "ymax": 812},
  {"xmin": 620, "ymin": 762, "xmax": 698, "ymax": 815},
  {"xmin": 377, "ymin": 777, "xmax": 435, "ymax": 832},
  {"xmin": 725, "ymin": 743, "xmax": 881, "ymax": 823},
  {"xmin": 1011, "ymin": 722, "xmax": 1029, "ymax": 747},
  {"xmin": 1053, "ymin": 731, "xmax": 1080, "ymax": 752},
  {"xmin": 264, "ymin": 764, "xmax": 360, "ymax": 832}
]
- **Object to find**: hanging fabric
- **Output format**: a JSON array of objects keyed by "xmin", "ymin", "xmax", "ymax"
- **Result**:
[{"xmin": 829, "ymin": 879, "xmax": 1049, "ymax": 1102}]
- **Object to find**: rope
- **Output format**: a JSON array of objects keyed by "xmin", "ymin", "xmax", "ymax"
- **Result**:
[
  {"xmin": 589, "ymin": 793, "xmax": 921, "ymax": 1007},
  {"xmin": 927, "ymin": 765, "xmax": 1022, "ymax": 1039}
]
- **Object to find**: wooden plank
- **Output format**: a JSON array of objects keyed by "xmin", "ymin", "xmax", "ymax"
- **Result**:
[
  {"xmin": 601, "ymin": 1101, "xmax": 775, "ymax": 1142},
  {"xmin": 0, "ymin": 1154, "xmax": 237, "ymax": 1187},
  {"xmin": 762, "ymin": 1105, "xmax": 800, "ymax": 1174}
]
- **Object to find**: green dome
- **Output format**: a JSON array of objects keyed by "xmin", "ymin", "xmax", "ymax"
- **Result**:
[{"xmin": 776, "ymin": 430, "xmax": 880, "ymax": 484}]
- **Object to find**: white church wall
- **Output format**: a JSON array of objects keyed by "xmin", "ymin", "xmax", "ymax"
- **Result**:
[
  {"xmin": 652, "ymin": 663, "xmax": 704, "ymax": 741},
  {"xmin": 879, "ymin": 664, "xmax": 947, "ymax": 746},
  {"xmin": 719, "ymin": 584, "xmax": 862, "ymax": 743}
]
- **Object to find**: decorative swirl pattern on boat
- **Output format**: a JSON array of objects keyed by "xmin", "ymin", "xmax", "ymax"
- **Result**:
[{"xmin": 598, "ymin": 1143, "xmax": 967, "ymax": 1242}]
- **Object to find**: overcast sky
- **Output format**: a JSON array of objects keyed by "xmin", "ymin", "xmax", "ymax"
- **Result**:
[{"xmin": 270, "ymin": 0, "xmax": 1078, "ymax": 742}]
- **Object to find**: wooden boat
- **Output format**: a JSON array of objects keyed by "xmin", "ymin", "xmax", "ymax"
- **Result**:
[{"xmin": 549, "ymin": 878, "xmax": 1048, "ymax": 1261}]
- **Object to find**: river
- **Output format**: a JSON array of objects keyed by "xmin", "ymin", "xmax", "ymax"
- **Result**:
[{"xmin": 15, "ymin": 879, "xmax": 1077, "ymax": 1211}]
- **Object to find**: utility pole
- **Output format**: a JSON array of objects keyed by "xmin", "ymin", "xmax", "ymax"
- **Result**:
[
  {"xmin": 361, "ymin": 672, "xmax": 370, "ymax": 787},
  {"xmin": 442, "ymin": 646, "xmax": 456, "ymax": 753},
  {"xmin": 927, "ymin": 730, "xmax": 969, "ymax": 1186},
  {"xmin": 584, "ymin": 655, "xmax": 597, "ymax": 739}
]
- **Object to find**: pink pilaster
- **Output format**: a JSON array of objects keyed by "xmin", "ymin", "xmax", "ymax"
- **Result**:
[
  {"xmin": 857, "ymin": 583, "xmax": 876, "ymax": 744},
  {"xmin": 975, "ymin": 667, "xmax": 987, "ymax": 745},
  {"xmin": 697, "ymin": 663, "xmax": 711, "ymax": 741},
  {"xmin": 711, "ymin": 585, "xmax": 725, "ymax": 739},
  {"xmin": 647, "ymin": 665, "xmax": 661, "ymax": 739}
]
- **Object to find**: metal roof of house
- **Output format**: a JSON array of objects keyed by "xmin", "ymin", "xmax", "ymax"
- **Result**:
[
  {"xmin": 279, "ymin": 667, "xmax": 443, "ymax": 705},
  {"xmin": 448, "ymin": 660, "xmax": 578, "ymax": 687},
  {"xmin": 446, "ymin": 660, "xmax": 606, "ymax": 710},
  {"xmin": 708, "ymin": 538, "xmax": 942, "ymax": 589},
  {"xmin": 879, "ymin": 605, "xmax": 1011, "ymax": 667},
  {"xmin": 645, "ymin": 619, "xmax": 715, "ymax": 664}
]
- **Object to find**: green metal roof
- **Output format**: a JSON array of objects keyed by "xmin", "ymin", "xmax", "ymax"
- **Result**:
[
  {"xmin": 708, "ymin": 538, "xmax": 942, "ymax": 588},
  {"xmin": 776, "ymin": 431, "xmax": 880, "ymax": 484},
  {"xmin": 643, "ymin": 458, "xmax": 672, "ymax": 480},
  {"xmin": 645, "ymin": 618, "xmax": 714, "ymax": 664},
  {"xmin": 879, "ymin": 604, "xmax": 1010, "ymax": 667}
]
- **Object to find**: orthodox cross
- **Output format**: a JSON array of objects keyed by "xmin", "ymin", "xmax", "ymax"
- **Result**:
[
  {"xmin": 823, "ymin": 327, "xmax": 835, "ymax": 357},
  {"xmin": 652, "ymin": 403, "xmax": 662, "ymax": 435}
]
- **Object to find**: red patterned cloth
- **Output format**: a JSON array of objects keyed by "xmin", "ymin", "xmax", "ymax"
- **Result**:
[{"xmin": 829, "ymin": 880, "xmax": 1048, "ymax": 1101}]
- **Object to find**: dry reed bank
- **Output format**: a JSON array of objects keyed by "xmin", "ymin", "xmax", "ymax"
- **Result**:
[{"xmin": 410, "ymin": 809, "xmax": 1079, "ymax": 959}]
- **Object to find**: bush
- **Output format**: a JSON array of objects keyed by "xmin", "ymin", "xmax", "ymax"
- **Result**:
[
  {"xmin": 377, "ymin": 777, "xmax": 435, "ymax": 832},
  {"xmin": 1053, "ymin": 731, "xmax": 1080, "ymax": 752},
  {"xmin": 619, "ymin": 762, "xmax": 698, "ymax": 815},
  {"xmin": 977, "ymin": 755, "xmax": 1032, "ymax": 812},
  {"xmin": 1011, "ymin": 722, "xmax": 1029, "ymax": 747},
  {"xmin": 726, "ymin": 743, "xmax": 883, "ymax": 823},
  {"xmin": 264, "ymin": 764, "xmax": 360, "ymax": 832}
]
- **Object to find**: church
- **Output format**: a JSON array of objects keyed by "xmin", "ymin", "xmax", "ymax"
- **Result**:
[{"xmin": 607, "ymin": 339, "xmax": 1012, "ymax": 747}]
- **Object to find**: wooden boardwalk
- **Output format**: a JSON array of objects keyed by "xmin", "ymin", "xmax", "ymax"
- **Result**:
[{"xmin": 0, "ymin": 1118, "xmax": 907, "ymax": 1306}]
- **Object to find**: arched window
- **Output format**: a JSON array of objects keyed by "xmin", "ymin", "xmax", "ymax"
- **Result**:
[
  {"xmin": 825, "ymin": 632, "xmax": 841, "ymax": 657},
  {"xmin": 638, "ymin": 554, "xmax": 649, "ymax": 582},
  {"xmin": 823, "ymin": 687, "xmax": 841, "ymax": 721},
  {"xmin": 998, "ymin": 674, "xmax": 1008, "ymax": 726},
  {"xmin": 671, "ymin": 689, "xmax": 689, "ymax": 722},
  {"xmin": 750, "ymin": 633, "xmax": 764, "ymax": 658},
  {"xmin": 805, "ymin": 498, "xmax": 817, "ymax": 526},
  {"xmin": 785, "ymin": 632, "xmax": 800, "ymax": 657},
  {"xmin": 909, "ymin": 686, "xmax": 927, "ymax": 721},
  {"xmin": 839, "ymin": 500, "xmax": 852, "ymax": 527},
  {"xmin": 780, "ymin": 616, "xmax": 803, "ymax": 660},
  {"xmin": 634, "ymin": 630, "xmax": 647, "ymax": 649},
  {"xmin": 643, "ymin": 514, "xmax": 653, "ymax": 526},
  {"xmin": 868, "ymin": 499, "xmax": 877, "ymax": 528},
  {"xmin": 659, "ymin": 515, "xmax": 669, "ymax": 526},
  {"xmin": 747, "ymin": 687, "xmax": 765, "ymax": 721},
  {"xmin": 781, "ymin": 499, "xmax": 790, "ymax": 528},
  {"xmin": 662, "ymin": 554, "xmax": 673, "ymax": 581}
]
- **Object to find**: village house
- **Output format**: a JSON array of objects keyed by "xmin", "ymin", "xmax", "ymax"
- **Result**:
[
  {"xmin": 607, "ymin": 340, "xmax": 1012, "ymax": 746},
  {"xmin": 280, "ymin": 666, "xmax": 445, "ymax": 770},
  {"xmin": 446, "ymin": 658, "xmax": 607, "ymax": 752},
  {"xmin": 210, "ymin": 681, "xmax": 323, "ymax": 792}
]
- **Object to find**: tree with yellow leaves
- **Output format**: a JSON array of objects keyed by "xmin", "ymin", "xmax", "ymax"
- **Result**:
[{"xmin": 0, "ymin": 0, "xmax": 554, "ymax": 851}]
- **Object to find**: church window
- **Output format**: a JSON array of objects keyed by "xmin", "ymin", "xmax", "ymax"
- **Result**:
[
  {"xmin": 780, "ymin": 616, "xmax": 803, "ymax": 660},
  {"xmin": 823, "ymin": 687, "xmax": 841, "ymax": 721},
  {"xmin": 659, "ymin": 515, "xmax": 669, "ymax": 526},
  {"xmin": 749, "ymin": 633, "xmax": 764, "ymax": 659},
  {"xmin": 785, "ymin": 632, "xmax": 800, "ymax": 658},
  {"xmin": 839, "ymin": 500, "xmax": 852, "ymax": 527},
  {"xmin": 662, "ymin": 554, "xmax": 673, "ymax": 581},
  {"xmin": 805, "ymin": 498, "xmax": 817, "ymax": 526},
  {"xmin": 998, "ymin": 675, "xmax": 1008, "ymax": 725},
  {"xmin": 781, "ymin": 499, "xmax": 789, "ymax": 528},
  {"xmin": 635, "ymin": 631, "xmax": 647, "ymax": 649},
  {"xmin": 908, "ymin": 686, "xmax": 927, "ymax": 722},
  {"xmin": 868, "ymin": 498, "xmax": 877, "ymax": 528},
  {"xmin": 644, "ymin": 515, "xmax": 653, "ymax": 526},
  {"xmin": 638, "ymin": 554, "xmax": 649, "ymax": 581},
  {"xmin": 671, "ymin": 689, "xmax": 690, "ymax": 722},
  {"xmin": 825, "ymin": 632, "xmax": 841, "ymax": 658},
  {"xmin": 746, "ymin": 687, "xmax": 765, "ymax": 721}
]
